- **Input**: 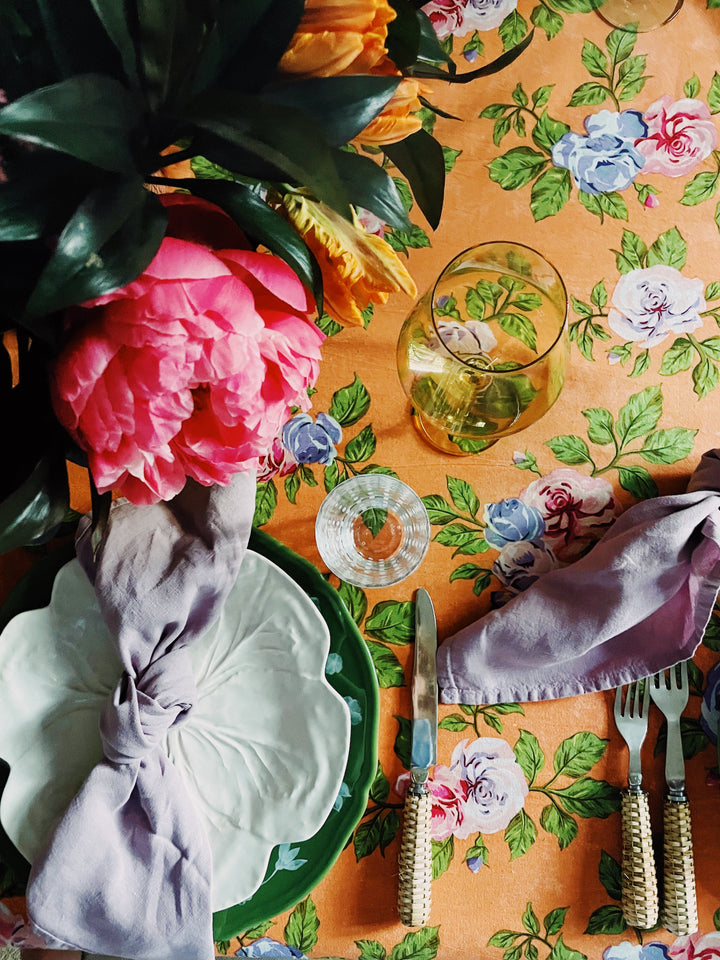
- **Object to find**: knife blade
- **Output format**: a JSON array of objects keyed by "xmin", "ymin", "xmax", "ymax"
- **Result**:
[
  {"xmin": 410, "ymin": 588, "xmax": 438, "ymax": 790},
  {"xmin": 397, "ymin": 588, "xmax": 437, "ymax": 928}
]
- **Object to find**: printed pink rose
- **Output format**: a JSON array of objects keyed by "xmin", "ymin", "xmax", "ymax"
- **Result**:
[
  {"xmin": 51, "ymin": 195, "xmax": 324, "ymax": 505},
  {"xmin": 256, "ymin": 433, "xmax": 298, "ymax": 483},
  {"xmin": 635, "ymin": 96, "xmax": 718, "ymax": 177},
  {"xmin": 0, "ymin": 902, "xmax": 47, "ymax": 948},
  {"xmin": 395, "ymin": 766, "xmax": 469, "ymax": 840},
  {"xmin": 421, "ymin": 0, "xmax": 517, "ymax": 39},
  {"xmin": 520, "ymin": 469, "xmax": 620, "ymax": 562},
  {"xmin": 668, "ymin": 932, "xmax": 720, "ymax": 960},
  {"xmin": 449, "ymin": 737, "xmax": 528, "ymax": 836}
]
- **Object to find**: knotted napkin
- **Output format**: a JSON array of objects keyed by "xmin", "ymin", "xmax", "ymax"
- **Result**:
[
  {"xmin": 26, "ymin": 472, "xmax": 255, "ymax": 960},
  {"xmin": 438, "ymin": 448, "xmax": 720, "ymax": 704}
]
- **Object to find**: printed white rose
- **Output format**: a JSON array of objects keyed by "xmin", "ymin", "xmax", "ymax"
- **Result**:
[{"xmin": 608, "ymin": 264, "xmax": 706, "ymax": 347}]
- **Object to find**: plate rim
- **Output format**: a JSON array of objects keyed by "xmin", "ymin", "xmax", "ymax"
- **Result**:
[{"xmin": 0, "ymin": 529, "xmax": 380, "ymax": 940}]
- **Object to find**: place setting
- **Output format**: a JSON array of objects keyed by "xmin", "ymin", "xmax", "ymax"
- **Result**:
[{"xmin": 2, "ymin": 1, "xmax": 720, "ymax": 959}]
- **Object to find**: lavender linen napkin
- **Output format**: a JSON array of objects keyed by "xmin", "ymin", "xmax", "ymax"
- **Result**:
[
  {"xmin": 438, "ymin": 449, "xmax": 720, "ymax": 705},
  {"xmin": 26, "ymin": 472, "xmax": 256, "ymax": 960}
]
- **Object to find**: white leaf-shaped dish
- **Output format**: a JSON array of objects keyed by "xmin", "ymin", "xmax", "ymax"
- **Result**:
[{"xmin": 0, "ymin": 550, "xmax": 351, "ymax": 911}]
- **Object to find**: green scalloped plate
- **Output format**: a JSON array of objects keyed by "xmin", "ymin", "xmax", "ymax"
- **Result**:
[{"xmin": 0, "ymin": 528, "xmax": 380, "ymax": 940}]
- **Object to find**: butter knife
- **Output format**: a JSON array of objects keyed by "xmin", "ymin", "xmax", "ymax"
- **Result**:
[{"xmin": 397, "ymin": 588, "xmax": 437, "ymax": 927}]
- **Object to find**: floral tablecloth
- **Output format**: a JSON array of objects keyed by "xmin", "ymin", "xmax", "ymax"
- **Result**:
[{"xmin": 4, "ymin": 2, "xmax": 720, "ymax": 959}]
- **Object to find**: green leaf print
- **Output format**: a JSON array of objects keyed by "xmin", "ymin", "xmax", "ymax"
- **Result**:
[
  {"xmin": 357, "ymin": 940, "xmax": 388, "ymax": 960},
  {"xmin": 647, "ymin": 226, "xmax": 687, "ymax": 270},
  {"xmin": 366, "ymin": 639, "xmax": 404, "ymax": 688},
  {"xmin": 545, "ymin": 435, "xmax": 593, "ymax": 465},
  {"xmin": 488, "ymin": 147, "xmax": 548, "ymax": 190},
  {"xmin": 284, "ymin": 898, "xmax": 319, "ymax": 955},
  {"xmin": 513, "ymin": 730, "xmax": 545, "ymax": 785},
  {"xmin": 617, "ymin": 464, "xmax": 657, "ymax": 499},
  {"xmin": 253, "ymin": 479, "xmax": 277, "ymax": 526},
  {"xmin": 553, "ymin": 732, "xmax": 608, "ymax": 778},
  {"xmin": 540, "ymin": 804, "xmax": 579, "ymax": 849},
  {"xmin": 545, "ymin": 907, "xmax": 570, "ymax": 936},
  {"xmin": 387, "ymin": 926, "xmax": 441, "ymax": 960},
  {"xmin": 616, "ymin": 385, "xmax": 663, "ymax": 444},
  {"xmin": 551, "ymin": 778, "xmax": 619, "ymax": 819},
  {"xmin": 548, "ymin": 934, "xmax": 587, "ymax": 960},
  {"xmin": 365, "ymin": 600, "xmax": 415, "ymax": 644},
  {"xmin": 531, "ymin": 4, "xmax": 563, "ymax": 39},
  {"xmin": 447, "ymin": 475, "xmax": 480, "ymax": 516},
  {"xmin": 329, "ymin": 374, "xmax": 370, "ymax": 426},
  {"xmin": 505, "ymin": 809, "xmax": 537, "ymax": 859},
  {"xmin": 530, "ymin": 166, "xmax": 571, "ymax": 220},
  {"xmin": 639, "ymin": 428, "xmax": 697, "ymax": 464},
  {"xmin": 584, "ymin": 904, "xmax": 627, "ymax": 935},
  {"xmin": 431, "ymin": 837, "xmax": 454, "ymax": 879}
]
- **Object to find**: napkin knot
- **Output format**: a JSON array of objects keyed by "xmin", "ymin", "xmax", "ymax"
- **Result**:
[{"xmin": 100, "ymin": 650, "xmax": 196, "ymax": 765}]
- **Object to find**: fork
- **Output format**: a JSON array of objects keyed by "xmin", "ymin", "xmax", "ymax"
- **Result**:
[
  {"xmin": 614, "ymin": 680, "xmax": 659, "ymax": 929},
  {"xmin": 650, "ymin": 661, "xmax": 698, "ymax": 935}
]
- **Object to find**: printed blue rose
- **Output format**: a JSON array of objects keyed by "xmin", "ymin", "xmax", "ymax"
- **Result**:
[
  {"xmin": 492, "ymin": 539, "xmax": 558, "ymax": 594},
  {"xmin": 235, "ymin": 938, "xmax": 306, "ymax": 958},
  {"xmin": 282, "ymin": 412, "xmax": 342, "ymax": 465},
  {"xmin": 701, "ymin": 661, "xmax": 720, "ymax": 744},
  {"xmin": 483, "ymin": 497, "xmax": 545, "ymax": 549},
  {"xmin": 552, "ymin": 109, "xmax": 647, "ymax": 194},
  {"xmin": 602, "ymin": 941, "xmax": 670, "ymax": 960}
]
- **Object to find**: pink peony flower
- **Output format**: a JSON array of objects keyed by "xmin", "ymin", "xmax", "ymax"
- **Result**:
[
  {"xmin": 51, "ymin": 195, "xmax": 325, "ymax": 504},
  {"xmin": 608, "ymin": 265, "xmax": 705, "ymax": 348},
  {"xmin": 520, "ymin": 469, "xmax": 620, "ymax": 562},
  {"xmin": 449, "ymin": 737, "xmax": 528, "ymax": 835},
  {"xmin": 668, "ymin": 932, "xmax": 720, "ymax": 960},
  {"xmin": 635, "ymin": 96, "xmax": 718, "ymax": 177},
  {"xmin": 395, "ymin": 765, "xmax": 469, "ymax": 841}
]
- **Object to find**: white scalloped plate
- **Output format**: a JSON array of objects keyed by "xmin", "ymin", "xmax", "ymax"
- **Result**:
[{"xmin": 0, "ymin": 550, "xmax": 351, "ymax": 912}]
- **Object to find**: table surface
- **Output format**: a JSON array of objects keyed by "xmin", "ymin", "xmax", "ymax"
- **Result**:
[{"xmin": 3, "ymin": 2, "xmax": 720, "ymax": 959}]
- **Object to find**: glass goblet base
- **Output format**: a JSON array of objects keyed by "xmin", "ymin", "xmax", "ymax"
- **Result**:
[
  {"xmin": 596, "ymin": 0, "xmax": 683, "ymax": 31},
  {"xmin": 411, "ymin": 408, "xmax": 498, "ymax": 457}
]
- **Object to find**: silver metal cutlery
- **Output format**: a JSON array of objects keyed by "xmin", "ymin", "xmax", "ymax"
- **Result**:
[
  {"xmin": 649, "ymin": 662, "xmax": 698, "ymax": 935},
  {"xmin": 397, "ymin": 588, "xmax": 437, "ymax": 927},
  {"xmin": 614, "ymin": 681, "xmax": 659, "ymax": 929}
]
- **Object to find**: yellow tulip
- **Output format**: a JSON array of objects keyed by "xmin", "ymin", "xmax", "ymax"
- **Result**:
[{"xmin": 281, "ymin": 192, "xmax": 417, "ymax": 327}]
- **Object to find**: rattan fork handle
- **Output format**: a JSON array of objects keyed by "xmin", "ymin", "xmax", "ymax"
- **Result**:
[
  {"xmin": 398, "ymin": 790, "xmax": 432, "ymax": 927},
  {"xmin": 662, "ymin": 798, "xmax": 698, "ymax": 936},
  {"xmin": 620, "ymin": 790, "xmax": 659, "ymax": 929}
]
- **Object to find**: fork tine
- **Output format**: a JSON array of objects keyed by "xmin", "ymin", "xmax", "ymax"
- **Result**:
[{"xmin": 614, "ymin": 685, "xmax": 622, "ymax": 719}]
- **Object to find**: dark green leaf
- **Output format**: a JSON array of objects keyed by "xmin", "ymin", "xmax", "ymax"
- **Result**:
[
  {"xmin": 0, "ymin": 450, "xmax": 69, "ymax": 554},
  {"xmin": 584, "ymin": 904, "xmax": 627, "ymax": 936},
  {"xmin": 598, "ymin": 849, "xmax": 622, "ymax": 899},
  {"xmin": 329, "ymin": 375, "xmax": 371, "ymax": 426},
  {"xmin": 345, "ymin": 424, "xmax": 377, "ymax": 463},
  {"xmin": 357, "ymin": 940, "xmax": 387, "ymax": 960},
  {"xmin": 393, "ymin": 715, "xmax": 412, "ymax": 770},
  {"xmin": 89, "ymin": 0, "xmax": 139, "ymax": 87},
  {"xmin": 26, "ymin": 180, "xmax": 167, "ymax": 321},
  {"xmin": 354, "ymin": 816, "xmax": 382, "ymax": 860},
  {"xmin": 264, "ymin": 76, "xmax": 400, "ymax": 148},
  {"xmin": 366, "ymin": 640, "xmax": 404, "ymax": 688},
  {"xmin": 181, "ymin": 177, "xmax": 323, "ymax": 306},
  {"xmin": 365, "ymin": 600, "xmax": 414, "ymax": 644},
  {"xmin": 544, "ymin": 907, "xmax": 569, "ymax": 936},
  {"xmin": 333, "ymin": 149, "xmax": 410, "ymax": 230},
  {"xmin": 0, "ymin": 73, "xmax": 140, "ymax": 172},
  {"xmin": 448, "ymin": 562, "xmax": 487, "ymax": 582},
  {"xmin": 217, "ymin": 0, "xmax": 304, "ymax": 93},
  {"xmin": 337, "ymin": 580, "xmax": 367, "ymax": 626},
  {"xmin": 383, "ymin": 129, "xmax": 445, "ymax": 229},
  {"xmin": 407, "ymin": 31, "xmax": 533, "ymax": 83}
]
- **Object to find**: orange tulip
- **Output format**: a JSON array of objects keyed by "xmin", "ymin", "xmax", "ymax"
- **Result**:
[
  {"xmin": 281, "ymin": 192, "xmax": 417, "ymax": 326},
  {"xmin": 358, "ymin": 72, "xmax": 424, "ymax": 146},
  {"xmin": 147, "ymin": 145, "xmax": 195, "ymax": 195},
  {"xmin": 278, "ymin": 0, "xmax": 395, "ymax": 78}
]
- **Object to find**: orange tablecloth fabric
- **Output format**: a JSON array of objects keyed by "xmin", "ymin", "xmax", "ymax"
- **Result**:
[{"xmin": 3, "ymin": 2, "xmax": 720, "ymax": 959}]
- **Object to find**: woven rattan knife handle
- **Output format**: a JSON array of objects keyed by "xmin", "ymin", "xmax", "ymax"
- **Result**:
[
  {"xmin": 398, "ymin": 790, "xmax": 432, "ymax": 927},
  {"xmin": 662, "ymin": 798, "xmax": 698, "ymax": 935},
  {"xmin": 620, "ymin": 790, "xmax": 659, "ymax": 929}
]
